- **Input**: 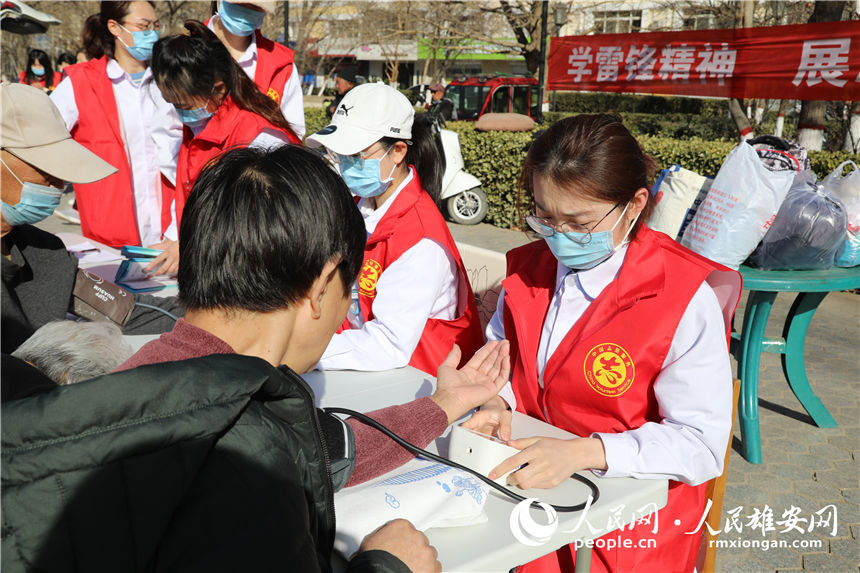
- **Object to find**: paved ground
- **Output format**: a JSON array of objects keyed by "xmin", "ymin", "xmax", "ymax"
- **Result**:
[{"xmin": 40, "ymin": 210, "xmax": 859, "ymax": 572}]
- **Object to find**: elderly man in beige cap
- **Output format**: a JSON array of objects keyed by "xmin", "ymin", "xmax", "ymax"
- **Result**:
[{"xmin": 1, "ymin": 83, "xmax": 184, "ymax": 361}]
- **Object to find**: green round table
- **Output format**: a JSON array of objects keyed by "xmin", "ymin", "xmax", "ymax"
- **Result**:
[{"xmin": 731, "ymin": 265, "xmax": 860, "ymax": 464}]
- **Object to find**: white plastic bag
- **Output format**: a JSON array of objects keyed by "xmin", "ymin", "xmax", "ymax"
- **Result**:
[
  {"xmin": 649, "ymin": 165, "xmax": 713, "ymax": 241},
  {"xmin": 681, "ymin": 142, "xmax": 795, "ymax": 269},
  {"xmin": 821, "ymin": 161, "xmax": 860, "ymax": 267}
]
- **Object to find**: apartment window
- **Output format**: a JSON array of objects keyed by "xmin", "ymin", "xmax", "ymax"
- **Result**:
[
  {"xmin": 593, "ymin": 10, "xmax": 642, "ymax": 34},
  {"xmin": 683, "ymin": 12, "xmax": 717, "ymax": 30}
]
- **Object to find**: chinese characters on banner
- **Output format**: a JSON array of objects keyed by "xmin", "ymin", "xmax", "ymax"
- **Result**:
[{"xmin": 547, "ymin": 20, "xmax": 860, "ymax": 101}]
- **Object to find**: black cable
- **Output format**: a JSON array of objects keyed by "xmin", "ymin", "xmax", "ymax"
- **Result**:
[
  {"xmin": 133, "ymin": 302, "xmax": 180, "ymax": 322},
  {"xmin": 324, "ymin": 407, "xmax": 599, "ymax": 512}
]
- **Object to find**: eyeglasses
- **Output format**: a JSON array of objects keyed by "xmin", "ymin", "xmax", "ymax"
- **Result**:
[
  {"xmin": 121, "ymin": 18, "xmax": 161, "ymax": 32},
  {"xmin": 525, "ymin": 203, "xmax": 621, "ymax": 244},
  {"xmin": 327, "ymin": 143, "xmax": 390, "ymax": 170}
]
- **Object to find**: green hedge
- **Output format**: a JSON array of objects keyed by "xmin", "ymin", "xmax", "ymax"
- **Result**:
[
  {"xmin": 554, "ymin": 92, "xmax": 726, "ymax": 116},
  {"xmin": 445, "ymin": 121, "xmax": 534, "ymax": 229},
  {"xmin": 304, "ymin": 109, "xmax": 857, "ymax": 230},
  {"xmin": 304, "ymin": 108, "xmax": 329, "ymax": 139}
]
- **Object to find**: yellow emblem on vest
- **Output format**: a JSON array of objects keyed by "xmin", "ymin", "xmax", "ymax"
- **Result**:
[
  {"xmin": 583, "ymin": 343, "xmax": 635, "ymax": 397},
  {"xmin": 358, "ymin": 259, "xmax": 382, "ymax": 298},
  {"xmin": 266, "ymin": 88, "xmax": 281, "ymax": 104}
]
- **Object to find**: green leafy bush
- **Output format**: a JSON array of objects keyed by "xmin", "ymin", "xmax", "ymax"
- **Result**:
[
  {"xmin": 543, "ymin": 110, "xmax": 736, "ymax": 140},
  {"xmin": 446, "ymin": 121, "xmax": 534, "ymax": 229},
  {"xmin": 554, "ymin": 92, "xmax": 727, "ymax": 116},
  {"xmin": 809, "ymin": 150, "xmax": 859, "ymax": 177},
  {"xmin": 304, "ymin": 108, "xmax": 329, "ymax": 140}
]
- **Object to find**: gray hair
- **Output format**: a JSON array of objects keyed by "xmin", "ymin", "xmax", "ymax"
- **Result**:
[{"xmin": 11, "ymin": 321, "xmax": 135, "ymax": 385}]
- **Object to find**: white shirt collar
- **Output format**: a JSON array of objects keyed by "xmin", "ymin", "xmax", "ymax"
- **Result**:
[
  {"xmin": 106, "ymin": 58, "xmax": 152, "ymax": 84},
  {"xmin": 358, "ymin": 167, "xmax": 415, "ymax": 235},
  {"xmin": 208, "ymin": 15, "xmax": 258, "ymax": 67},
  {"xmin": 554, "ymin": 243, "xmax": 629, "ymax": 301}
]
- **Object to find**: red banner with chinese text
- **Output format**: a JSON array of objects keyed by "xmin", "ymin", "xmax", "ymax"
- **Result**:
[{"xmin": 548, "ymin": 21, "xmax": 860, "ymax": 100}]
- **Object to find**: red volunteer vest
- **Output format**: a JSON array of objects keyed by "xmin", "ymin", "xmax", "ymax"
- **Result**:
[
  {"xmin": 253, "ymin": 31, "xmax": 295, "ymax": 107},
  {"xmin": 64, "ymin": 58, "xmax": 173, "ymax": 247},
  {"xmin": 503, "ymin": 227, "xmax": 741, "ymax": 573},
  {"xmin": 202, "ymin": 20, "xmax": 294, "ymax": 107},
  {"xmin": 344, "ymin": 172, "xmax": 485, "ymax": 374},
  {"xmin": 173, "ymin": 95, "xmax": 299, "ymax": 228},
  {"xmin": 19, "ymin": 71, "xmax": 62, "ymax": 89}
]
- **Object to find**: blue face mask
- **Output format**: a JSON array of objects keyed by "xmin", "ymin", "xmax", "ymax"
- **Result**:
[
  {"xmin": 1, "ymin": 159, "xmax": 63, "ymax": 226},
  {"xmin": 31, "ymin": 67, "xmax": 45, "ymax": 77},
  {"xmin": 118, "ymin": 25, "xmax": 160, "ymax": 62},
  {"xmin": 543, "ymin": 203, "xmax": 638, "ymax": 271},
  {"xmin": 219, "ymin": 0, "xmax": 266, "ymax": 37},
  {"xmin": 175, "ymin": 99, "xmax": 214, "ymax": 129},
  {"xmin": 338, "ymin": 148, "xmax": 396, "ymax": 198}
]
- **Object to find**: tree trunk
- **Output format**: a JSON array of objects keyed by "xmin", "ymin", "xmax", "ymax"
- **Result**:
[
  {"xmin": 797, "ymin": 102, "xmax": 827, "ymax": 150},
  {"xmin": 727, "ymin": 1, "xmax": 755, "ymax": 139},
  {"xmin": 844, "ymin": 101, "xmax": 860, "ymax": 153},
  {"xmin": 728, "ymin": 98, "xmax": 754, "ymax": 141},
  {"xmin": 774, "ymin": 99, "xmax": 788, "ymax": 138},
  {"xmin": 796, "ymin": 0, "xmax": 846, "ymax": 151}
]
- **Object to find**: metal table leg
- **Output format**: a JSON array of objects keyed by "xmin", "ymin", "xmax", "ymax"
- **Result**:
[
  {"xmin": 782, "ymin": 292, "xmax": 837, "ymax": 428},
  {"xmin": 575, "ymin": 545, "xmax": 592, "ymax": 573},
  {"xmin": 738, "ymin": 291, "xmax": 777, "ymax": 464}
]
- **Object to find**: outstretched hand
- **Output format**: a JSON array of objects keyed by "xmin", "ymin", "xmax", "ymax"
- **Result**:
[
  {"xmin": 431, "ymin": 340, "xmax": 511, "ymax": 425},
  {"xmin": 144, "ymin": 239, "xmax": 180, "ymax": 276}
]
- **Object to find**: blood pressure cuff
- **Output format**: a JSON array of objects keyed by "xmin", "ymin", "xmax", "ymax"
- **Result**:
[{"xmin": 71, "ymin": 269, "xmax": 136, "ymax": 327}]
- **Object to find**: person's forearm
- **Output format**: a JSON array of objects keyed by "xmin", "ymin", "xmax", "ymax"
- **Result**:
[{"xmin": 345, "ymin": 397, "xmax": 447, "ymax": 486}]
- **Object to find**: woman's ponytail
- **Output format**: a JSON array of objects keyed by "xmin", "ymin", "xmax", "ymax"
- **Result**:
[
  {"xmin": 81, "ymin": 13, "xmax": 113, "ymax": 60},
  {"xmin": 382, "ymin": 113, "xmax": 443, "ymax": 202}
]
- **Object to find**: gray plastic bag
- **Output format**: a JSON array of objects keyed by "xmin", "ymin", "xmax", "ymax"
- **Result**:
[{"xmin": 750, "ymin": 177, "xmax": 847, "ymax": 270}]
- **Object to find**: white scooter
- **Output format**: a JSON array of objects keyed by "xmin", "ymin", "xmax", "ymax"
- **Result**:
[{"xmin": 425, "ymin": 113, "xmax": 487, "ymax": 225}]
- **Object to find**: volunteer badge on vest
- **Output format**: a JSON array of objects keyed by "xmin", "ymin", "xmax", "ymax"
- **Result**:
[
  {"xmin": 266, "ymin": 87, "xmax": 280, "ymax": 104},
  {"xmin": 583, "ymin": 343, "xmax": 635, "ymax": 397},
  {"xmin": 358, "ymin": 259, "xmax": 382, "ymax": 298}
]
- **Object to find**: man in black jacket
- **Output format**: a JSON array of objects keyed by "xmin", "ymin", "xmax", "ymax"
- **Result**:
[
  {"xmin": 427, "ymin": 83, "xmax": 455, "ymax": 122},
  {"xmin": 326, "ymin": 66, "xmax": 358, "ymax": 118},
  {"xmin": 2, "ymin": 144, "xmax": 510, "ymax": 572}
]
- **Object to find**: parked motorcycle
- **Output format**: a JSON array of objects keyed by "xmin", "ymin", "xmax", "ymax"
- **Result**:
[{"xmin": 423, "ymin": 112, "xmax": 487, "ymax": 225}]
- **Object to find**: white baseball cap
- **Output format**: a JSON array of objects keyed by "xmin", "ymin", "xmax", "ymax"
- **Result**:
[
  {"xmin": 306, "ymin": 83, "xmax": 413, "ymax": 156},
  {"xmin": 1, "ymin": 83, "xmax": 116, "ymax": 183}
]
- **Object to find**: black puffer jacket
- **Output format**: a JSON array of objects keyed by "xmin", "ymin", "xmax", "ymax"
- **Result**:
[{"xmin": 1, "ymin": 355, "xmax": 408, "ymax": 573}]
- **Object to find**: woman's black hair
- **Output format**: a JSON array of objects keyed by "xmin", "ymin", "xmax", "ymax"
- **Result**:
[
  {"xmin": 81, "ymin": 1, "xmax": 155, "ymax": 61},
  {"xmin": 152, "ymin": 20, "xmax": 296, "ymax": 138},
  {"xmin": 56, "ymin": 52, "xmax": 77, "ymax": 67},
  {"xmin": 22, "ymin": 49, "xmax": 55, "ymax": 89},
  {"xmin": 179, "ymin": 145, "xmax": 366, "ymax": 312},
  {"xmin": 380, "ymin": 113, "xmax": 443, "ymax": 203}
]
